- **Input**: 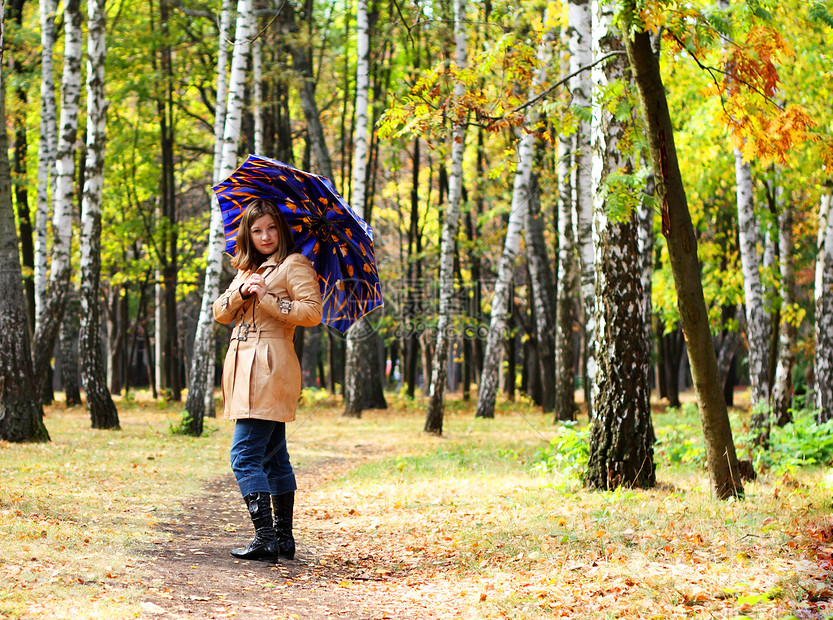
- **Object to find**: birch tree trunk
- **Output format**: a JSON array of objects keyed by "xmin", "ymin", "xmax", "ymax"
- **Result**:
[
  {"xmin": 735, "ymin": 151, "xmax": 771, "ymax": 431},
  {"xmin": 79, "ymin": 0, "xmax": 119, "ymax": 429},
  {"xmin": 0, "ymin": 11, "xmax": 50, "ymax": 442},
  {"xmin": 623, "ymin": 6, "xmax": 743, "ymax": 499},
  {"xmin": 567, "ymin": 0, "xmax": 595, "ymax": 415},
  {"xmin": 344, "ymin": 0, "xmax": 387, "ymax": 417},
  {"xmin": 34, "ymin": 0, "xmax": 58, "ymax": 330},
  {"xmin": 425, "ymin": 0, "xmax": 467, "ymax": 432},
  {"xmin": 31, "ymin": 0, "xmax": 82, "ymax": 398},
  {"xmin": 475, "ymin": 143, "xmax": 529, "ymax": 419},
  {"xmin": 60, "ymin": 289, "xmax": 81, "ymax": 406},
  {"xmin": 555, "ymin": 130, "xmax": 577, "ymax": 421},
  {"xmin": 351, "ymin": 0, "xmax": 369, "ymax": 216},
  {"xmin": 184, "ymin": 0, "xmax": 233, "ymax": 434},
  {"xmin": 771, "ymin": 198, "xmax": 795, "ymax": 426},
  {"xmin": 815, "ymin": 188, "xmax": 833, "ymax": 422},
  {"xmin": 637, "ymin": 167, "xmax": 655, "ymax": 388},
  {"xmin": 585, "ymin": 0, "xmax": 654, "ymax": 491},
  {"xmin": 522, "ymin": 23, "xmax": 556, "ymax": 413},
  {"xmin": 252, "ymin": 9, "xmax": 263, "ymax": 155}
]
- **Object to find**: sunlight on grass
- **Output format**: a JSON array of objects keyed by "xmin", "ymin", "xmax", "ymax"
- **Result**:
[{"xmin": 2, "ymin": 392, "xmax": 832, "ymax": 618}]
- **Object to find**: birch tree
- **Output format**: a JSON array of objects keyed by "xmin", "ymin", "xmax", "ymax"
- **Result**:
[
  {"xmin": 31, "ymin": 0, "xmax": 82, "ymax": 397},
  {"xmin": 34, "ymin": 0, "xmax": 58, "ymax": 328},
  {"xmin": 184, "ymin": 0, "xmax": 233, "ymax": 434},
  {"xmin": 815, "ymin": 188, "xmax": 833, "ymax": 422},
  {"xmin": 567, "ymin": 0, "xmax": 595, "ymax": 414},
  {"xmin": 523, "ymin": 22, "xmax": 557, "ymax": 413},
  {"xmin": 79, "ymin": 0, "xmax": 119, "ymax": 429},
  {"xmin": 585, "ymin": 0, "xmax": 654, "ymax": 491},
  {"xmin": 344, "ymin": 0, "xmax": 387, "ymax": 417},
  {"xmin": 771, "ymin": 192, "xmax": 795, "ymax": 426},
  {"xmin": 475, "ymin": 127, "xmax": 534, "ymax": 420},
  {"xmin": 0, "ymin": 8, "xmax": 49, "ymax": 441},
  {"xmin": 425, "ymin": 0, "xmax": 467, "ymax": 432},
  {"xmin": 555, "ymin": 127, "xmax": 577, "ymax": 421},
  {"xmin": 735, "ymin": 152, "xmax": 771, "ymax": 429},
  {"xmin": 716, "ymin": 0, "xmax": 771, "ymax": 432},
  {"xmin": 185, "ymin": 0, "xmax": 244, "ymax": 435},
  {"xmin": 252, "ymin": 18, "xmax": 264, "ymax": 155},
  {"xmin": 623, "ymin": 1, "xmax": 743, "ymax": 499}
]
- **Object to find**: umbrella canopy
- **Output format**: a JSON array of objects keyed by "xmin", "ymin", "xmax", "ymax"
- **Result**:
[{"xmin": 213, "ymin": 154, "xmax": 383, "ymax": 334}]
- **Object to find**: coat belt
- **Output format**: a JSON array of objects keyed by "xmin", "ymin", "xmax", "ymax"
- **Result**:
[{"xmin": 231, "ymin": 323, "xmax": 294, "ymax": 341}]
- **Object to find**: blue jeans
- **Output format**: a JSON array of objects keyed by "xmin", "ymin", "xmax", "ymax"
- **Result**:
[{"xmin": 230, "ymin": 419, "xmax": 297, "ymax": 498}]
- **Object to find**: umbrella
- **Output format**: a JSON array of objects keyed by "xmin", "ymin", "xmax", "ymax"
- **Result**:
[{"xmin": 212, "ymin": 154, "xmax": 383, "ymax": 334}]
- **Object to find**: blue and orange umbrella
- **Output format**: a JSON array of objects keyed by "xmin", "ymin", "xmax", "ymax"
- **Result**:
[{"xmin": 212, "ymin": 154, "xmax": 383, "ymax": 334}]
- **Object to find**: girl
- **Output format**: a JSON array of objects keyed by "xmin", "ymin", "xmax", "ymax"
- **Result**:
[{"xmin": 213, "ymin": 198, "xmax": 323, "ymax": 561}]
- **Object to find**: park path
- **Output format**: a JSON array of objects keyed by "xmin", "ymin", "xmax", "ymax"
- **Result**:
[{"xmin": 137, "ymin": 454, "xmax": 451, "ymax": 620}]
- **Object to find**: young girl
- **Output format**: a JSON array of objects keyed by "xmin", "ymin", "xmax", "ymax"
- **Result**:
[{"xmin": 213, "ymin": 198, "xmax": 323, "ymax": 562}]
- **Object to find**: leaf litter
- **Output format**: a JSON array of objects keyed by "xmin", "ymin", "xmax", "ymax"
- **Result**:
[{"xmin": 2, "ymin": 397, "xmax": 833, "ymax": 618}]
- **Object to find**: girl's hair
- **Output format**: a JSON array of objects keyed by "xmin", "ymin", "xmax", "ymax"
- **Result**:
[{"xmin": 230, "ymin": 198, "xmax": 295, "ymax": 271}]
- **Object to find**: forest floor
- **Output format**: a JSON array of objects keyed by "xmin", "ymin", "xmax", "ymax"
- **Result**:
[{"xmin": 3, "ymin": 390, "xmax": 833, "ymax": 619}]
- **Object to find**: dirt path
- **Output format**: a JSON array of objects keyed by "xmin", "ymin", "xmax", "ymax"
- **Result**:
[{"xmin": 138, "ymin": 456, "xmax": 446, "ymax": 620}]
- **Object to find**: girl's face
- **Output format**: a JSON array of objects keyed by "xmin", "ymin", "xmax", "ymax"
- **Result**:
[{"xmin": 250, "ymin": 214, "xmax": 279, "ymax": 256}]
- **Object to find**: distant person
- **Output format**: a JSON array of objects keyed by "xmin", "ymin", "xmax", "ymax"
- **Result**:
[{"xmin": 213, "ymin": 198, "xmax": 323, "ymax": 561}]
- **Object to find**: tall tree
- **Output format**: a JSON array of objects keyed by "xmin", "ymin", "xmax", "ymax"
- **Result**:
[
  {"xmin": 79, "ymin": 0, "xmax": 119, "ymax": 429},
  {"xmin": 344, "ymin": 0, "xmax": 387, "ymax": 417},
  {"xmin": 185, "ymin": 0, "xmax": 233, "ymax": 435},
  {"xmin": 523, "ymin": 20, "xmax": 557, "ymax": 414},
  {"xmin": 475, "ymin": 137, "xmax": 529, "ymax": 419},
  {"xmin": 567, "ymin": 0, "xmax": 595, "ymax": 415},
  {"xmin": 735, "ymin": 152, "xmax": 771, "ymax": 429},
  {"xmin": 771, "ymin": 188, "xmax": 795, "ymax": 426},
  {"xmin": 8, "ymin": 0, "xmax": 35, "ymax": 333},
  {"xmin": 555, "ymin": 123, "xmax": 577, "ymax": 422},
  {"xmin": 155, "ymin": 0, "xmax": 181, "ymax": 401},
  {"xmin": 716, "ymin": 0, "xmax": 771, "ymax": 434},
  {"xmin": 252, "ymin": 11, "xmax": 264, "ymax": 155},
  {"xmin": 31, "ymin": 0, "xmax": 83, "ymax": 399},
  {"xmin": 0, "ymin": 6, "xmax": 50, "ymax": 443},
  {"xmin": 622, "ymin": 1, "xmax": 743, "ymax": 499},
  {"xmin": 815, "ymin": 187, "xmax": 833, "ymax": 422},
  {"xmin": 34, "ymin": 0, "xmax": 59, "ymax": 334},
  {"xmin": 425, "ymin": 0, "xmax": 468, "ymax": 433},
  {"xmin": 585, "ymin": 0, "xmax": 654, "ymax": 491}
]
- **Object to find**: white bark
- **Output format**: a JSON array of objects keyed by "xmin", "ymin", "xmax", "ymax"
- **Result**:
[
  {"xmin": 426, "ymin": 0, "xmax": 467, "ymax": 429},
  {"xmin": 735, "ymin": 150, "xmax": 771, "ymax": 406},
  {"xmin": 771, "ymin": 191, "xmax": 795, "ymax": 424},
  {"xmin": 219, "ymin": 0, "xmax": 252, "ymax": 179},
  {"xmin": 523, "ymin": 19, "xmax": 557, "ymax": 412},
  {"xmin": 586, "ymin": 0, "xmax": 654, "ymax": 490},
  {"xmin": 252, "ymin": 12, "xmax": 264, "ymax": 155},
  {"xmin": 185, "ymin": 0, "xmax": 245, "ymax": 430},
  {"xmin": 477, "ymin": 16, "xmax": 554, "ymax": 418},
  {"xmin": 79, "ymin": 0, "xmax": 118, "ymax": 427},
  {"xmin": 51, "ymin": 0, "xmax": 82, "ymax": 291},
  {"xmin": 815, "ymin": 190, "xmax": 830, "ymax": 302},
  {"xmin": 555, "ymin": 122, "xmax": 577, "ymax": 421},
  {"xmin": 636, "ymin": 162, "xmax": 654, "ymax": 370},
  {"xmin": 343, "ymin": 0, "xmax": 386, "ymax": 416},
  {"xmin": 31, "ymin": 0, "xmax": 82, "ymax": 394},
  {"xmin": 351, "ymin": 0, "xmax": 369, "ymax": 217},
  {"xmin": 567, "ymin": 0, "xmax": 595, "ymax": 413},
  {"xmin": 34, "ymin": 0, "xmax": 58, "ymax": 329},
  {"xmin": 815, "ymin": 189, "xmax": 833, "ymax": 421}
]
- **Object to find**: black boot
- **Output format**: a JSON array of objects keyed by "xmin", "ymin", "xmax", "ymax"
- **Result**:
[
  {"xmin": 231, "ymin": 492, "xmax": 277, "ymax": 561},
  {"xmin": 272, "ymin": 492, "xmax": 295, "ymax": 560}
]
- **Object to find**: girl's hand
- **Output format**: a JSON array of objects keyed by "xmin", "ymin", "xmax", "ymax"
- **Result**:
[{"xmin": 242, "ymin": 273, "xmax": 267, "ymax": 301}]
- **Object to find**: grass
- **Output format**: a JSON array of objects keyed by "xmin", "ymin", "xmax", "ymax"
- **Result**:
[{"xmin": 1, "ymin": 390, "xmax": 832, "ymax": 618}]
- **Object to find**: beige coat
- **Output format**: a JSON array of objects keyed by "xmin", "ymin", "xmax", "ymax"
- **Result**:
[{"xmin": 213, "ymin": 252, "xmax": 323, "ymax": 422}]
